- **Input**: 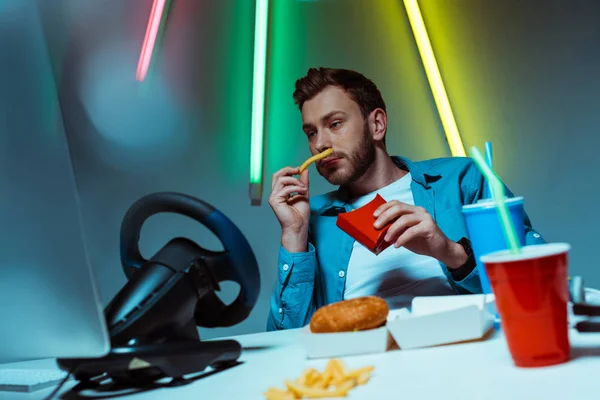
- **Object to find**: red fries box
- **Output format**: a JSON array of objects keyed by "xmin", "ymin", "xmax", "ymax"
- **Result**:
[{"xmin": 336, "ymin": 194, "xmax": 393, "ymax": 255}]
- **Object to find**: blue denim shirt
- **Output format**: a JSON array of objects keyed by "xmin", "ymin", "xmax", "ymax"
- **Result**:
[{"xmin": 267, "ymin": 156, "xmax": 545, "ymax": 331}]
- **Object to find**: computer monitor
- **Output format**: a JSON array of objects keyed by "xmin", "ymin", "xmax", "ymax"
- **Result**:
[
  {"xmin": 0, "ymin": 127, "xmax": 111, "ymax": 363},
  {"xmin": 0, "ymin": 2, "xmax": 110, "ymax": 360},
  {"xmin": 0, "ymin": 123, "xmax": 110, "ymax": 364}
]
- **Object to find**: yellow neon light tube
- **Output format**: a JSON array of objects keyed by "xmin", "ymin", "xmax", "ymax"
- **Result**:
[{"xmin": 403, "ymin": 0, "xmax": 466, "ymax": 157}]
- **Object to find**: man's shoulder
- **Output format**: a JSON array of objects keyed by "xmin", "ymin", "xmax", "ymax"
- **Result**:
[
  {"xmin": 406, "ymin": 156, "xmax": 477, "ymax": 177},
  {"xmin": 410, "ymin": 156, "xmax": 475, "ymax": 170}
]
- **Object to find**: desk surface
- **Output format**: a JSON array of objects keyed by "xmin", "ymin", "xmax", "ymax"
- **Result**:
[{"xmin": 4, "ymin": 328, "xmax": 600, "ymax": 400}]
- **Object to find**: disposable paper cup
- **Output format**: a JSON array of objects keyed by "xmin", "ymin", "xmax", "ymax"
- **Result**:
[
  {"xmin": 481, "ymin": 243, "xmax": 571, "ymax": 368},
  {"xmin": 462, "ymin": 197, "xmax": 526, "ymax": 294}
]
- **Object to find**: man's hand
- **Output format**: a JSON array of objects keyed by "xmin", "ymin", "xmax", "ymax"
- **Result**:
[
  {"xmin": 373, "ymin": 200, "xmax": 467, "ymax": 269},
  {"xmin": 268, "ymin": 167, "xmax": 310, "ymax": 253}
]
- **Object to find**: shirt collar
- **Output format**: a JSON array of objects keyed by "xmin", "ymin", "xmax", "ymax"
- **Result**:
[{"xmin": 317, "ymin": 156, "xmax": 441, "ymax": 215}]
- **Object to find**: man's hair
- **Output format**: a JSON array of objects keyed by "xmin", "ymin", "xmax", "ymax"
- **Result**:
[{"xmin": 293, "ymin": 68, "xmax": 386, "ymax": 119}]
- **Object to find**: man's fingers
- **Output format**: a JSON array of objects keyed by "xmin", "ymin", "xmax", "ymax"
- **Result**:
[
  {"xmin": 271, "ymin": 167, "xmax": 301, "ymax": 189},
  {"xmin": 373, "ymin": 200, "xmax": 415, "ymax": 216},
  {"xmin": 374, "ymin": 202, "xmax": 415, "ymax": 229},
  {"xmin": 384, "ymin": 214, "xmax": 421, "ymax": 243},
  {"xmin": 287, "ymin": 192, "xmax": 309, "ymax": 206},
  {"xmin": 300, "ymin": 169, "xmax": 309, "ymax": 188},
  {"xmin": 276, "ymin": 185, "xmax": 308, "ymax": 200},
  {"xmin": 373, "ymin": 201, "xmax": 395, "ymax": 217},
  {"xmin": 394, "ymin": 224, "xmax": 425, "ymax": 248},
  {"xmin": 275, "ymin": 176, "xmax": 305, "ymax": 191}
]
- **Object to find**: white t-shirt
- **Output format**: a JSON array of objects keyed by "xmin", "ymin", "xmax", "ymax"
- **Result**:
[{"xmin": 343, "ymin": 173, "xmax": 456, "ymax": 309}]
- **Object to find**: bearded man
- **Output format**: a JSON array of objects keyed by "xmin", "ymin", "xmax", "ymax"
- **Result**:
[{"xmin": 266, "ymin": 67, "xmax": 544, "ymax": 331}]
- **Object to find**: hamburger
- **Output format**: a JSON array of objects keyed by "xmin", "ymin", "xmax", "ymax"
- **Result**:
[{"xmin": 309, "ymin": 296, "xmax": 389, "ymax": 333}]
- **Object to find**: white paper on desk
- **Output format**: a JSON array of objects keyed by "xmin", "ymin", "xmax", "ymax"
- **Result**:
[{"xmin": 387, "ymin": 294, "xmax": 495, "ymax": 350}]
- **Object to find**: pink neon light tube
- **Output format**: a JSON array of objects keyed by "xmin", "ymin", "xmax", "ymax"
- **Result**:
[{"xmin": 136, "ymin": 0, "xmax": 166, "ymax": 81}]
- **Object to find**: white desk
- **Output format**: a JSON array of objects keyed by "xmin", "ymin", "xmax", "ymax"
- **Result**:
[{"xmin": 3, "ymin": 328, "xmax": 600, "ymax": 400}]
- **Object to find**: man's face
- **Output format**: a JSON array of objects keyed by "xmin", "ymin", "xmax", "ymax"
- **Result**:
[{"xmin": 301, "ymin": 86, "xmax": 375, "ymax": 186}]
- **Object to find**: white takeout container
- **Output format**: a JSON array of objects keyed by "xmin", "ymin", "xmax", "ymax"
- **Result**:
[
  {"xmin": 386, "ymin": 294, "xmax": 495, "ymax": 350},
  {"xmin": 299, "ymin": 324, "xmax": 390, "ymax": 359},
  {"xmin": 299, "ymin": 294, "xmax": 495, "ymax": 358}
]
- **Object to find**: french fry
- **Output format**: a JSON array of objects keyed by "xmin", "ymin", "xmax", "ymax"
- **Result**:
[
  {"xmin": 305, "ymin": 369, "xmax": 320, "ymax": 386},
  {"xmin": 319, "ymin": 361, "xmax": 335, "ymax": 387},
  {"xmin": 329, "ymin": 359, "xmax": 351, "ymax": 386},
  {"xmin": 264, "ymin": 387, "xmax": 297, "ymax": 400},
  {"xmin": 285, "ymin": 380, "xmax": 305, "ymax": 398},
  {"xmin": 330, "ymin": 359, "xmax": 346, "ymax": 375},
  {"xmin": 298, "ymin": 148, "xmax": 333, "ymax": 173},
  {"xmin": 311, "ymin": 376, "xmax": 327, "ymax": 389},
  {"xmin": 330, "ymin": 367, "xmax": 343, "ymax": 384},
  {"xmin": 264, "ymin": 358, "xmax": 375, "ymax": 399},
  {"xmin": 333, "ymin": 380, "xmax": 356, "ymax": 396},
  {"xmin": 347, "ymin": 365, "xmax": 374, "ymax": 379},
  {"xmin": 356, "ymin": 371, "xmax": 371, "ymax": 386},
  {"xmin": 296, "ymin": 369, "xmax": 310, "ymax": 386},
  {"xmin": 285, "ymin": 380, "xmax": 355, "ymax": 399}
]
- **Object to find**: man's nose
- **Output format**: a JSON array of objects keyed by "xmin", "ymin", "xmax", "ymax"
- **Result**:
[{"xmin": 314, "ymin": 131, "xmax": 332, "ymax": 153}]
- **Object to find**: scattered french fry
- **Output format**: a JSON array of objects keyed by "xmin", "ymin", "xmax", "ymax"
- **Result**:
[
  {"xmin": 347, "ymin": 366, "xmax": 374, "ymax": 379},
  {"xmin": 264, "ymin": 359, "xmax": 374, "ymax": 399},
  {"xmin": 264, "ymin": 387, "xmax": 297, "ymax": 400},
  {"xmin": 305, "ymin": 369, "xmax": 320, "ymax": 386},
  {"xmin": 356, "ymin": 371, "xmax": 372, "ymax": 386},
  {"xmin": 296, "ymin": 369, "xmax": 310, "ymax": 386},
  {"xmin": 298, "ymin": 148, "xmax": 334, "ymax": 173}
]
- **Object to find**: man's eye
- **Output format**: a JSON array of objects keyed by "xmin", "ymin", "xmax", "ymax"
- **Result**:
[{"xmin": 331, "ymin": 121, "xmax": 341, "ymax": 129}]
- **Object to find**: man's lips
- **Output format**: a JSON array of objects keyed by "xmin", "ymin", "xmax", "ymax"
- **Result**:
[{"xmin": 321, "ymin": 157, "xmax": 341, "ymax": 168}]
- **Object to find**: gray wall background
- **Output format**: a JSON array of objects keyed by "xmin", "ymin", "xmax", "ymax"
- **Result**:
[{"xmin": 3, "ymin": 0, "xmax": 599, "ymax": 339}]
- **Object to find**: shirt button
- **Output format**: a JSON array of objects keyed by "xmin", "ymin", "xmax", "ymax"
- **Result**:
[
  {"xmin": 533, "ymin": 233, "xmax": 541, "ymax": 238},
  {"xmin": 338, "ymin": 270, "xmax": 345, "ymax": 278},
  {"xmin": 278, "ymin": 308, "xmax": 283, "ymax": 314},
  {"xmin": 282, "ymin": 263, "xmax": 289, "ymax": 272}
]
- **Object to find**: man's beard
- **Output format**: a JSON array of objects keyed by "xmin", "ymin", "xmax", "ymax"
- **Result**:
[{"xmin": 316, "ymin": 122, "xmax": 376, "ymax": 186}]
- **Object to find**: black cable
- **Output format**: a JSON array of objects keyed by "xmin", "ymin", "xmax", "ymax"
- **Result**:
[{"xmin": 43, "ymin": 369, "xmax": 74, "ymax": 400}]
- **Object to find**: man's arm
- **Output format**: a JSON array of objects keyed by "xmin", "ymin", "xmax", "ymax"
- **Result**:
[
  {"xmin": 266, "ymin": 166, "xmax": 318, "ymax": 330},
  {"xmin": 266, "ymin": 242, "xmax": 319, "ymax": 331}
]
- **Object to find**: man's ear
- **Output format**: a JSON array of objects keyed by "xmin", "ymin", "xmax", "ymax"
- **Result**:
[{"xmin": 369, "ymin": 108, "xmax": 387, "ymax": 142}]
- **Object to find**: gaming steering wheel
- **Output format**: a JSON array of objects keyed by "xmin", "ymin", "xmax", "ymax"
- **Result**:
[
  {"xmin": 119, "ymin": 192, "xmax": 260, "ymax": 327},
  {"xmin": 57, "ymin": 192, "xmax": 259, "ymax": 392}
]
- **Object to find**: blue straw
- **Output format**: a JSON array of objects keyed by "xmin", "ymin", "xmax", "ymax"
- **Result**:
[{"xmin": 483, "ymin": 141, "xmax": 493, "ymax": 199}]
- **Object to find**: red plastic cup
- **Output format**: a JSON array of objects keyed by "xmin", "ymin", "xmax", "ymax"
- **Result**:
[{"xmin": 480, "ymin": 243, "xmax": 571, "ymax": 368}]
